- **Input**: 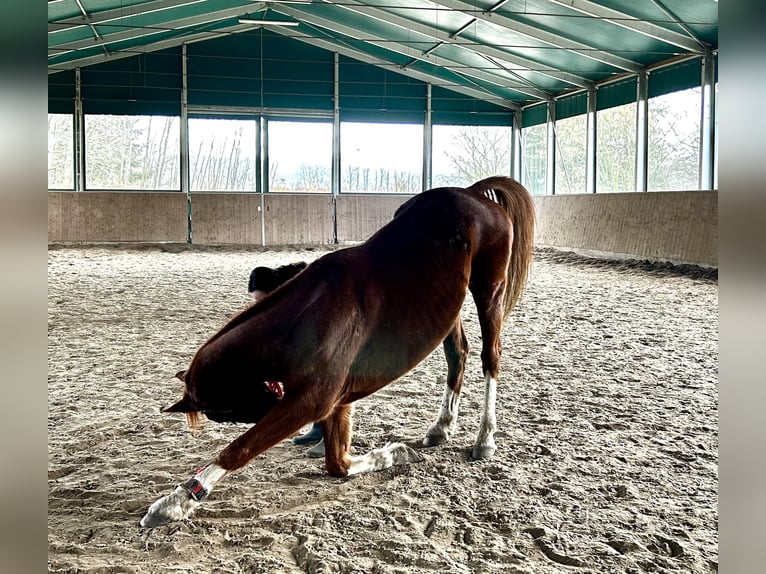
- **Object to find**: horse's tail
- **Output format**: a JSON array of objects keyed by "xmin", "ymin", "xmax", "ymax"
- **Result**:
[{"xmin": 467, "ymin": 176, "xmax": 536, "ymax": 320}]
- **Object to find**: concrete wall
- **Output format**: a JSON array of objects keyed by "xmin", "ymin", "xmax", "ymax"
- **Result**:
[
  {"xmin": 48, "ymin": 189, "xmax": 718, "ymax": 267},
  {"xmin": 533, "ymin": 191, "xmax": 717, "ymax": 267}
]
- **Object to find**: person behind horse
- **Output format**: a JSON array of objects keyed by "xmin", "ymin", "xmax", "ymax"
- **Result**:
[{"xmin": 248, "ymin": 261, "xmax": 325, "ymax": 455}]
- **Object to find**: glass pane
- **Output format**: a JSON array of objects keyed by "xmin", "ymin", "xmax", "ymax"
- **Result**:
[
  {"xmin": 341, "ymin": 122, "xmax": 422, "ymax": 193},
  {"xmin": 268, "ymin": 120, "xmax": 332, "ymax": 193},
  {"xmin": 521, "ymin": 124, "xmax": 547, "ymax": 195},
  {"xmin": 432, "ymin": 125, "xmax": 511, "ymax": 188},
  {"xmin": 554, "ymin": 115, "xmax": 587, "ymax": 195},
  {"xmin": 648, "ymin": 88, "xmax": 701, "ymax": 191},
  {"xmin": 597, "ymin": 103, "xmax": 636, "ymax": 192},
  {"xmin": 85, "ymin": 115, "xmax": 180, "ymax": 190},
  {"xmin": 48, "ymin": 113, "xmax": 74, "ymax": 190},
  {"xmin": 189, "ymin": 118, "xmax": 257, "ymax": 191}
]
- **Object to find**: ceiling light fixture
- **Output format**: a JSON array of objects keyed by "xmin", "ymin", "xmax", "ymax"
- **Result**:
[{"xmin": 238, "ymin": 17, "xmax": 300, "ymax": 26}]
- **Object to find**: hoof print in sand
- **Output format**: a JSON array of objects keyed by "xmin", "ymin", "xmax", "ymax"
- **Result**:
[{"xmin": 524, "ymin": 527, "xmax": 586, "ymax": 568}]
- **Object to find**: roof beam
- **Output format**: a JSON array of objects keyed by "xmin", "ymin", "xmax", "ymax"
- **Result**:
[
  {"xmin": 48, "ymin": 10, "xmax": 519, "ymax": 110},
  {"xmin": 278, "ymin": 6, "xmax": 550, "ymax": 100},
  {"xmin": 50, "ymin": 3, "xmax": 268, "ymax": 52},
  {"xmin": 272, "ymin": 25, "xmax": 520, "ymax": 111},
  {"xmin": 48, "ymin": 21, "xmax": 257, "ymax": 73},
  {"xmin": 333, "ymin": 0, "xmax": 591, "ymax": 89},
  {"xmin": 49, "ymin": 0, "xmax": 209, "ymax": 33},
  {"xmin": 647, "ymin": 0, "xmax": 707, "ymax": 50},
  {"xmin": 548, "ymin": 0, "xmax": 706, "ymax": 52},
  {"xmin": 428, "ymin": 0, "xmax": 643, "ymax": 72}
]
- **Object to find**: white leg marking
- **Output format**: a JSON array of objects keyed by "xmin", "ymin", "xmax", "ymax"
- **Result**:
[
  {"xmin": 140, "ymin": 463, "xmax": 228, "ymax": 528},
  {"xmin": 194, "ymin": 463, "xmax": 227, "ymax": 492},
  {"xmin": 423, "ymin": 387, "xmax": 460, "ymax": 446},
  {"xmin": 346, "ymin": 442, "xmax": 424, "ymax": 476},
  {"xmin": 472, "ymin": 374, "xmax": 497, "ymax": 459}
]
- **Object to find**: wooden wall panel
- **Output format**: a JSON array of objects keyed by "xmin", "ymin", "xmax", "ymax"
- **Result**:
[
  {"xmin": 190, "ymin": 193, "xmax": 262, "ymax": 245},
  {"xmin": 47, "ymin": 192, "xmax": 187, "ymax": 242},
  {"xmin": 48, "ymin": 190, "xmax": 718, "ymax": 267},
  {"xmin": 335, "ymin": 194, "xmax": 412, "ymax": 243},
  {"xmin": 263, "ymin": 194, "xmax": 334, "ymax": 245}
]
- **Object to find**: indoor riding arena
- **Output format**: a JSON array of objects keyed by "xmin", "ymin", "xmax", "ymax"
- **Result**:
[{"xmin": 48, "ymin": 2, "xmax": 718, "ymax": 573}]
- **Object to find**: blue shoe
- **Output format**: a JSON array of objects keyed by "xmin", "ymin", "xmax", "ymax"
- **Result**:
[
  {"xmin": 292, "ymin": 423, "xmax": 323, "ymax": 445},
  {"xmin": 306, "ymin": 439, "xmax": 325, "ymax": 458}
]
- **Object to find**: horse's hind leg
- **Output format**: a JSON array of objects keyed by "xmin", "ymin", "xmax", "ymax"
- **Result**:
[
  {"xmin": 470, "ymin": 268, "xmax": 508, "ymax": 460},
  {"xmin": 423, "ymin": 316, "xmax": 469, "ymax": 447},
  {"xmin": 321, "ymin": 403, "xmax": 353, "ymax": 476}
]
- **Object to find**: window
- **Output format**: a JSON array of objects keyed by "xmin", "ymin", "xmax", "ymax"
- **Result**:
[
  {"xmin": 597, "ymin": 103, "xmax": 636, "ymax": 192},
  {"xmin": 554, "ymin": 115, "xmax": 587, "ymax": 194},
  {"xmin": 648, "ymin": 88, "xmax": 701, "ymax": 191},
  {"xmin": 189, "ymin": 117, "xmax": 257, "ymax": 191},
  {"xmin": 341, "ymin": 122, "xmax": 422, "ymax": 193},
  {"xmin": 268, "ymin": 120, "xmax": 332, "ymax": 192},
  {"xmin": 85, "ymin": 114, "xmax": 180, "ymax": 190},
  {"xmin": 48, "ymin": 114, "xmax": 73, "ymax": 189},
  {"xmin": 521, "ymin": 124, "xmax": 547, "ymax": 195},
  {"xmin": 432, "ymin": 125, "xmax": 511, "ymax": 188}
]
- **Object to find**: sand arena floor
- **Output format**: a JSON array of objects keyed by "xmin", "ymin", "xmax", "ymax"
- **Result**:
[{"xmin": 48, "ymin": 245, "xmax": 718, "ymax": 573}]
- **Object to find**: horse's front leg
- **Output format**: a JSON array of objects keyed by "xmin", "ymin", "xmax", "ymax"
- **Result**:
[
  {"xmin": 140, "ymin": 391, "xmax": 326, "ymax": 528},
  {"xmin": 322, "ymin": 403, "xmax": 424, "ymax": 477}
]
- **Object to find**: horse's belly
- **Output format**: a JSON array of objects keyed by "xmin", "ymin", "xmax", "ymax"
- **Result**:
[{"xmin": 347, "ymin": 320, "xmax": 451, "ymax": 393}]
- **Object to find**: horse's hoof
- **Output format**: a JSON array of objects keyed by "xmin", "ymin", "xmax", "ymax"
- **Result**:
[
  {"xmin": 390, "ymin": 443, "xmax": 425, "ymax": 465},
  {"xmin": 471, "ymin": 444, "xmax": 496, "ymax": 460},
  {"xmin": 422, "ymin": 431, "xmax": 448, "ymax": 447},
  {"xmin": 139, "ymin": 485, "xmax": 200, "ymax": 528}
]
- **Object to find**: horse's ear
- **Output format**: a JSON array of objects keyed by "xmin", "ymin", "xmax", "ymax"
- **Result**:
[
  {"xmin": 162, "ymin": 394, "xmax": 195, "ymax": 413},
  {"xmin": 175, "ymin": 370, "xmax": 187, "ymax": 381}
]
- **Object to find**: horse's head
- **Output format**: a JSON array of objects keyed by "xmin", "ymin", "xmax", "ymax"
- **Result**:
[{"xmin": 162, "ymin": 369, "xmax": 283, "ymax": 428}]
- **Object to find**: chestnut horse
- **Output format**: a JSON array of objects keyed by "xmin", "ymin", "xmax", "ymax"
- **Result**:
[{"xmin": 141, "ymin": 176, "xmax": 535, "ymax": 527}]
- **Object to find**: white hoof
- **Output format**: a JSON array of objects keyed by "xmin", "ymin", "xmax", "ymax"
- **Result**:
[
  {"xmin": 422, "ymin": 425, "xmax": 450, "ymax": 447},
  {"xmin": 390, "ymin": 443, "xmax": 425, "ymax": 465},
  {"xmin": 140, "ymin": 484, "xmax": 201, "ymax": 528},
  {"xmin": 347, "ymin": 442, "xmax": 424, "ymax": 475},
  {"xmin": 471, "ymin": 441, "xmax": 496, "ymax": 460}
]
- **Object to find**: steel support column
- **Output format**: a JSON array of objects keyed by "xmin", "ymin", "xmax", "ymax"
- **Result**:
[
  {"xmin": 635, "ymin": 71, "xmax": 649, "ymax": 192},
  {"xmin": 423, "ymin": 84, "xmax": 433, "ymax": 191},
  {"xmin": 331, "ymin": 53, "xmax": 341, "ymax": 243},
  {"xmin": 258, "ymin": 116, "xmax": 265, "ymax": 246},
  {"xmin": 586, "ymin": 86, "xmax": 597, "ymax": 193},
  {"xmin": 74, "ymin": 68, "xmax": 85, "ymax": 191},
  {"xmin": 511, "ymin": 110, "xmax": 522, "ymax": 181},
  {"xmin": 181, "ymin": 44, "xmax": 191, "ymax": 243},
  {"xmin": 546, "ymin": 100, "xmax": 555, "ymax": 195},
  {"xmin": 699, "ymin": 52, "xmax": 716, "ymax": 190}
]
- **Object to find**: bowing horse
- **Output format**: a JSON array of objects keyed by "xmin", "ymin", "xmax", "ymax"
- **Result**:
[{"xmin": 141, "ymin": 176, "xmax": 535, "ymax": 527}]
